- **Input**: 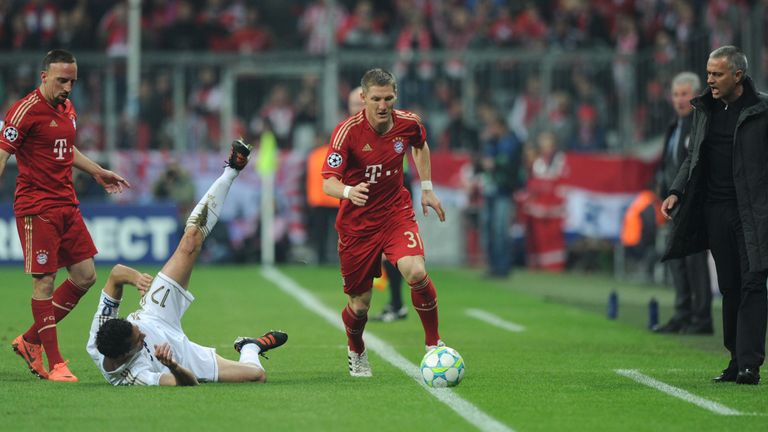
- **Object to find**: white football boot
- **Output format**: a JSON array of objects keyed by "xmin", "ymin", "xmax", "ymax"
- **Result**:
[{"xmin": 347, "ymin": 348, "xmax": 372, "ymax": 377}]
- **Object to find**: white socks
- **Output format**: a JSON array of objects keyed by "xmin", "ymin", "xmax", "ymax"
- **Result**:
[
  {"xmin": 185, "ymin": 167, "xmax": 239, "ymax": 237},
  {"xmin": 239, "ymin": 343, "xmax": 263, "ymax": 369}
]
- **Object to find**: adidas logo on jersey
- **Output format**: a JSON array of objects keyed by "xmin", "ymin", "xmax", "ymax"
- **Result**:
[
  {"xmin": 49, "ymin": 120, "xmax": 58, "ymax": 127},
  {"xmin": 362, "ymin": 143, "xmax": 372, "ymax": 152}
]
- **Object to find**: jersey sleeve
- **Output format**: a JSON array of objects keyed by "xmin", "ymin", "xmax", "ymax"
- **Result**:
[
  {"xmin": 112, "ymin": 360, "xmax": 163, "ymax": 386},
  {"xmin": 0, "ymin": 102, "xmax": 33, "ymax": 154},
  {"xmin": 321, "ymin": 120, "xmax": 352, "ymax": 180},
  {"xmin": 409, "ymin": 112, "xmax": 427, "ymax": 149},
  {"xmin": 86, "ymin": 291, "xmax": 122, "ymax": 362}
]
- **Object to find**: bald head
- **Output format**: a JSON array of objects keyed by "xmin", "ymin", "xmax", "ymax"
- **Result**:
[{"xmin": 348, "ymin": 86, "xmax": 363, "ymax": 116}]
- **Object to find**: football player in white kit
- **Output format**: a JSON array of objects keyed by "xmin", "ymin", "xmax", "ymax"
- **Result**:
[{"xmin": 86, "ymin": 139, "xmax": 287, "ymax": 386}]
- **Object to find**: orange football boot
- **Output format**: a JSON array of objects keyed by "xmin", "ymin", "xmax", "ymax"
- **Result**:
[
  {"xmin": 12, "ymin": 335, "xmax": 48, "ymax": 379},
  {"xmin": 48, "ymin": 361, "xmax": 78, "ymax": 382}
]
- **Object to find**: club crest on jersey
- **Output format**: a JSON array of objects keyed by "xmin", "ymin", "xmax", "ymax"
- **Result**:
[
  {"xmin": 35, "ymin": 249, "xmax": 49, "ymax": 265},
  {"xmin": 3, "ymin": 126, "xmax": 18, "ymax": 142},
  {"xmin": 393, "ymin": 137, "xmax": 405, "ymax": 154},
  {"xmin": 327, "ymin": 152, "xmax": 343, "ymax": 168}
]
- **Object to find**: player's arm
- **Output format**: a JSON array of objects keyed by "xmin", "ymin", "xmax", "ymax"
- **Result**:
[
  {"xmin": 155, "ymin": 343, "xmax": 199, "ymax": 386},
  {"xmin": 0, "ymin": 148, "xmax": 9, "ymax": 178},
  {"xmin": 323, "ymin": 176, "xmax": 369, "ymax": 207},
  {"xmin": 102, "ymin": 264, "xmax": 153, "ymax": 301},
  {"xmin": 73, "ymin": 147, "xmax": 131, "ymax": 193},
  {"xmin": 411, "ymin": 142, "xmax": 445, "ymax": 221}
]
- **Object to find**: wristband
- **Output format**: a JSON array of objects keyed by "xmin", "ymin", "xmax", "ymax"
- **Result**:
[
  {"xmin": 342, "ymin": 185, "xmax": 352, "ymax": 199},
  {"xmin": 421, "ymin": 180, "xmax": 433, "ymax": 191}
]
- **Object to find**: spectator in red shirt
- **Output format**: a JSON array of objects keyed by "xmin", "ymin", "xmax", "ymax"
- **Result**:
[{"xmin": 226, "ymin": 5, "xmax": 273, "ymax": 53}]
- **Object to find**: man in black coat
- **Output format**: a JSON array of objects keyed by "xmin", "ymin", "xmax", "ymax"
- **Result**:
[
  {"xmin": 653, "ymin": 71, "xmax": 713, "ymax": 335},
  {"xmin": 662, "ymin": 46, "xmax": 768, "ymax": 385}
]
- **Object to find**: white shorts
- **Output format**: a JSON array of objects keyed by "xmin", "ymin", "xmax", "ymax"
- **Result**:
[{"xmin": 129, "ymin": 272, "xmax": 219, "ymax": 382}]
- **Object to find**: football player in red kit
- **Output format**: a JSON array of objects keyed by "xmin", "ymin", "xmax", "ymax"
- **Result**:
[
  {"xmin": 0, "ymin": 49, "xmax": 130, "ymax": 382},
  {"xmin": 322, "ymin": 69, "xmax": 446, "ymax": 377}
]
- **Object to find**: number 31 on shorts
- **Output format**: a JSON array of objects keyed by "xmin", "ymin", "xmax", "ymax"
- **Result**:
[{"xmin": 404, "ymin": 231, "xmax": 423, "ymax": 249}]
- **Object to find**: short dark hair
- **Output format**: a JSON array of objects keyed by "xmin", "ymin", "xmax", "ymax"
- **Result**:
[
  {"xmin": 42, "ymin": 49, "xmax": 76, "ymax": 71},
  {"xmin": 709, "ymin": 45, "xmax": 748, "ymax": 75},
  {"xmin": 361, "ymin": 68, "xmax": 397, "ymax": 94},
  {"xmin": 95, "ymin": 318, "xmax": 134, "ymax": 359}
]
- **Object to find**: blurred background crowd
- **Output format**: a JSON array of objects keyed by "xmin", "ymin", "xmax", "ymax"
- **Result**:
[{"xmin": 0, "ymin": 0, "xmax": 764, "ymax": 275}]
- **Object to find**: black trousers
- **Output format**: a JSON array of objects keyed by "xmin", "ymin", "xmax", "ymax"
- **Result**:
[
  {"xmin": 667, "ymin": 249, "xmax": 712, "ymax": 327},
  {"xmin": 308, "ymin": 206, "xmax": 339, "ymax": 264},
  {"xmin": 705, "ymin": 203, "xmax": 768, "ymax": 370}
]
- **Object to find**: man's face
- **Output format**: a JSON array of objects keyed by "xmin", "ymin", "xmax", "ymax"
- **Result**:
[
  {"xmin": 671, "ymin": 82, "xmax": 695, "ymax": 117},
  {"xmin": 363, "ymin": 84, "xmax": 396, "ymax": 131},
  {"xmin": 126, "ymin": 325, "xmax": 146, "ymax": 357},
  {"xmin": 41, "ymin": 62, "xmax": 78, "ymax": 106},
  {"xmin": 706, "ymin": 57, "xmax": 742, "ymax": 102}
]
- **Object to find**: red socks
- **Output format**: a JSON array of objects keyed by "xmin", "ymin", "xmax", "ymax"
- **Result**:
[
  {"xmin": 342, "ymin": 305, "xmax": 368, "ymax": 354},
  {"xmin": 29, "ymin": 298, "xmax": 64, "ymax": 368},
  {"xmin": 52, "ymin": 279, "xmax": 88, "ymax": 321},
  {"xmin": 24, "ymin": 279, "xmax": 88, "ymax": 345},
  {"xmin": 410, "ymin": 274, "xmax": 441, "ymax": 346}
]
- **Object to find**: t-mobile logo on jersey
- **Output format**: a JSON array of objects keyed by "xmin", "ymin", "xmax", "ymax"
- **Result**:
[
  {"xmin": 365, "ymin": 164, "xmax": 383, "ymax": 183},
  {"xmin": 54, "ymin": 138, "xmax": 70, "ymax": 160}
]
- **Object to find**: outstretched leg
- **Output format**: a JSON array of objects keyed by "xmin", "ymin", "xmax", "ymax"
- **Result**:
[{"xmin": 160, "ymin": 140, "xmax": 252, "ymax": 288}]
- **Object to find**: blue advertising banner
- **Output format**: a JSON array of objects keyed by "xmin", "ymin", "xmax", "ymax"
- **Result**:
[{"xmin": 0, "ymin": 204, "xmax": 180, "ymax": 265}]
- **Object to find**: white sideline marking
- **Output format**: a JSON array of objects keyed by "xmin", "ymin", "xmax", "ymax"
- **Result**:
[
  {"xmin": 615, "ymin": 369, "xmax": 744, "ymax": 416},
  {"xmin": 465, "ymin": 309, "xmax": 525, "ymax": 332},
  {"xmin": 261, "ymin": 266, "xmax": 514, "ymax": 432}
]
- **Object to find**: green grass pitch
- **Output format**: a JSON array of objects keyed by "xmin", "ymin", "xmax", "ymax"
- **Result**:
[{"xmin": 0, "ymin": 265, "xmax": 766, "ymax": 431}]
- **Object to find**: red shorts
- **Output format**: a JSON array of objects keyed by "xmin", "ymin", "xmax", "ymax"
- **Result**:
[
  {"xmin": 16, "ymin": 206, "xmax": 97, "ymax": 274},
  {"xmin": 338, "ymin": 218, "xmax": 425, "ymax": 295}
]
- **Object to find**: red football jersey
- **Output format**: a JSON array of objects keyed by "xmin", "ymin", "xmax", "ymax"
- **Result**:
[
  {"xmin": 322, "ymin": 109, "xmax": 426, "ymax": 236},
  {"xmin": 0, "ymin": 88, "xmax": 79, "ymax": 216}
]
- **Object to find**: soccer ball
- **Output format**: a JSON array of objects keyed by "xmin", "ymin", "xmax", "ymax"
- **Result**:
[{"xmin": 420, "ymin": 346, "xmax": 465, "ymax": 388}]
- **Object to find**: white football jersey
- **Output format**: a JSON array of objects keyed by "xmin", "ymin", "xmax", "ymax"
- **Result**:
[
  {"xmin": 86, "ymin": 291, "xmax": 166, "ymax": 386},
  {"xmin": 86, "ymin": 279, "xmax": 219, "ymax": 386}
]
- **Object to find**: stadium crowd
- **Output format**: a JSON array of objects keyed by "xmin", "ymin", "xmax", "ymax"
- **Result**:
[
  {"xmin": 0, "ymin": 0, "xmax": 759, "ymax": 271},
  {"xmin": 0, "ymin": 0, "xmax": 754, "ymax": 151}
]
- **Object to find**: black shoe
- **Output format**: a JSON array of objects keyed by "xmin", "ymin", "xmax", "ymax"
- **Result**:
[
  {"xmin": 682, "ymin": 323, "xmax": 714, "ymax": 335},
  {"xmin": 370, "ymin": 304, "xmax": 407, "ymax": 322},
  {"xmin": 234, "ymin": 330, "xmax": 288, "ymax": 359},
  {"xmin": 712, "ymin": 368, "xmax": 738, "ymax": 383},
  {"xmin": 736, "ymin": 368, "xmax": 760, "ymax": 385},
  {"xmin": 225, "ymin": 138, "xmax": 252, "ymax": 171},
  {"xmin": 652, "ymin": 321, "xmax": 685, "ymax": 334}
]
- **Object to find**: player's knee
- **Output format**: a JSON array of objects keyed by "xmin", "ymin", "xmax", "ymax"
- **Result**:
[
  {"xmin": 247, "ymin": 366, "xmax": 266, "ymax": 383},
  {"xmin": 72, "ymin": 267, "xmax": 97, "ymax": 288},
  {"xmin": 349, "ymin": 303, "xmax": 370, "ymax": 316},
  {"xmin": 76, "ymin": 271, "xmax": 97, "ymax": 289},
  {"xmin": 405, "ymin": 266, "xmax": 427, "ymax": 285},
  {"xmin": 32, "ymin": 273, "xmax": 56, "ymax": 297},
  {"xmin": 348, "ymin": 296, "xmax": 370, "ymax": 316}
]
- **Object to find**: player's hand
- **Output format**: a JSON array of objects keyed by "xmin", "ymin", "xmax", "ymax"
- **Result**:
[
  {"xmin": 94, "ymin": 169, "xmax": 131, "ymax": 194},
  {"xmin": 134, "ymin": 273, "xmax": 153, "ymax": 296},
  {"xmin": 154, "ymin": 343, "xmax": 178, "ymax": 369},
  {"xmin": 349, "ymin": 182, "xmax": 369, "ymax": 207},
  {"xmin": 661, "ymin": 195, "xmax": 678, "ymax": 220},
  {"xmin": 421, "ymin": 189, "xmax": 446, "ymax": 222}
]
